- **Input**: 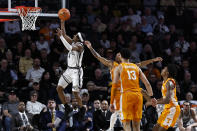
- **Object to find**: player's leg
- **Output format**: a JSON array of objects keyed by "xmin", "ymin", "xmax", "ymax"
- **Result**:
[
  {"xmin": 122, "ymin": 121, "xmax": 131, "ymax": 131},
  {"xmin": 108, "ymin": 110, "xmax": 118, "ymax": 130},
  {"xmin": 131, "ymin": 93, "xmax": 143, "ymax": 131},
  {"xmin": 57, "ymin": 70, "xmax": 71, "ymax": 104},
  {"xmin": 72, "ymin": 69, "xmax": 83, "ymax": 104},
  {"xmin": 132, "ymin": 120, "xmax": 141, "ymax": 131}
]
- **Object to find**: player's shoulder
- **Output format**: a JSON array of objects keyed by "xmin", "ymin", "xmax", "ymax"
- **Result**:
[{"xmin": 166, "ymin": 79, "xmax": 176, "ymax": 89}]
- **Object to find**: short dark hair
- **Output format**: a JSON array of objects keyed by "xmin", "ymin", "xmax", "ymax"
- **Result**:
[
  {"xmin": 120, "ymin": 48, "xmax": 131, "ymax": 59},
  {"xmin": 167, "ymin": 64, "xmax": 177, "ymax": 78}
]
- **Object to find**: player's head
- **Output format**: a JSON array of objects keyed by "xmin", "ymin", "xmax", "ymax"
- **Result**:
[
  {"xmin": 183, "ymin": 101, "xmax": 191, "ymax": 111},
  {"xmin": 120, "ymin": 48, "xmax": 131, "ymax": 60},
  {"xmin": 115, "ymin": 52, "xmax": 121, "ymax": 63},
  {"xmin": 73, "ymin": 32, "xmax": 86, "ymax": 43},
  {"xmin": 161, "ymin": 64, "xmax": 177, "ymax": 78}
]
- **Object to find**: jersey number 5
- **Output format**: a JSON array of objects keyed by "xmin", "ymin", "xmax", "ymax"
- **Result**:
[{"xmin": 127, "ymin": 71, "xmax": 136, "ymax": 80}]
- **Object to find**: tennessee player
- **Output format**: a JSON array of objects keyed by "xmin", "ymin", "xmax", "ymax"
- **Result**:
[
  {"xmin": 84, "ymin": 41, "xmax": 162, "ymax": 130},
  {"xmin": 152, "ymin": 64, "xmax": 181, "ymax": 131},
  {"xmin": 113, "ymin": 48, "xmax": 154, "ymax": 131}
]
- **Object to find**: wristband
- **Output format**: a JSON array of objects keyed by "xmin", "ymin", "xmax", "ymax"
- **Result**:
[{"xmin": 150, "ymin": 96, "xmax": 154, "ymax": 98}]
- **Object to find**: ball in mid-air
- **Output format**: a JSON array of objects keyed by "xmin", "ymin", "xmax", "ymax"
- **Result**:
[{"xmin": 58, "ymin": 8, "xmax": 70, "ymax": 21}]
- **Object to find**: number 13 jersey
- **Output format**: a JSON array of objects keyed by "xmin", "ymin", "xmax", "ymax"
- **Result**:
[{"xmin": 120, "ymin": 63, "xmax": 140, "ymax": 93}]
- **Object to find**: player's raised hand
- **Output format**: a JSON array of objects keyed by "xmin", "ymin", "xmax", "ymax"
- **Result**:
[
  {"xmin": 84, "ymin": 41, "xmax": 92, "ymax": 48},
  {"xmin": 56, "ymin": 28, "xmax": 63, "ymax": 37},
  {"xmin": 153, "ymin": 57, "xmax": 163, "ymax": 62}
]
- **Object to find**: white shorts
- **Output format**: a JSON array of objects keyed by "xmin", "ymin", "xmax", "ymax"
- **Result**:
[{"xmin": 58, "ymin": 68, "xmax": 83, "ymax": 92}]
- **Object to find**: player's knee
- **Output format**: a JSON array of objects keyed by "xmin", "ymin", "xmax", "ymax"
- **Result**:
[
  {"xmin": 132, "ymin": 121, "xmax": 140, "ymax": 128},
  {"xmin": 57, "ymin": 86, "xmax": 63, "ymax": 92},
  {"xmin": 72, "ymin": 86, "xmax": 80, "ymax": 92}
]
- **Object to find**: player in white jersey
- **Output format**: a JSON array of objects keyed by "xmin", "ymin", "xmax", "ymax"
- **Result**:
[{"xmin": 56, "ymin": 20, "xmax": 85, "ymax": 105}]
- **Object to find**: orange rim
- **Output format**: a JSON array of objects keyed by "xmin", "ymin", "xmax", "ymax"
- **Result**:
[{"xmin": 15, "ymin": 6, "xmax": 41, "ymax": 17}]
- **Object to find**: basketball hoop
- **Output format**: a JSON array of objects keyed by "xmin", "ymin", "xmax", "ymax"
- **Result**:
[{"xmin": 16, "ymin": 6, "xmax": 41, "ymax": 31}]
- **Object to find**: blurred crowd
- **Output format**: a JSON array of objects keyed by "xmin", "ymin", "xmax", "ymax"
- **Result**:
[{"xmin": 0, "ymin": 0, "xmax": 197, "ymax": 130}]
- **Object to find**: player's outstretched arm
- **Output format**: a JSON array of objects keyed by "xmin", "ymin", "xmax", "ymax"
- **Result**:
[
  {"xmin": 57, "ymin": 28, "xmax": 83, "ymax": 52},
  {"xmin": 136, "ymin": 57, "xmax": 163, "ymax": 67},
  {"xmin": 60, "ymin": 20, "xmax": 72, "ymax": 44},
  {"xmin": 139, "ymin": 68, "xmax": 153, "ymax": 96},
  {"xmin": 157, "ymin": 80, "xmax": 174, "ymax": 104},
  {"xmin": 84, "ymin": 41, "xmax": 113, "ymax": 68}
]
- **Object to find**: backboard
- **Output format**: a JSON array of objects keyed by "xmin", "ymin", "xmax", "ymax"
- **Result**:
[{"xmin": 0, "ymin": 0, "xmax": 68, "ymax": 19}]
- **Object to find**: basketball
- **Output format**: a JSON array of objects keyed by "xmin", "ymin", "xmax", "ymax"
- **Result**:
[{"xmin": 58, "ymin": 8, "xmax": 70, "ymax": 21}]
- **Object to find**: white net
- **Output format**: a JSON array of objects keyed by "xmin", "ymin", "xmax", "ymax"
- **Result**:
[{"xmin": 17, "ymin": 7, "xmax": 41, "ymax": 31}]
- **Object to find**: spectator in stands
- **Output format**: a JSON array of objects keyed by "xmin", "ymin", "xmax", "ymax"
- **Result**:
[
  {"xmin": 40, "ymin": 48, "xmax": 51, "ymax": 71},
  {"xmin": 93, "ymin": 100, "xmax": 111, "ymax": 131},
  {"xmin": 93, "ymin": 17, "xmax": 107, "ymax": 33},
  {"xmin": 0, "ymin": 37, "xmax": 7, "ymax": 60},
  {"xmin": 180, "ymin": 71, "xmax": 194, "ymax": 97},
  {"xmin": 30, "ymin": 42, "xmax": 40, "ymax": 59},
  {"xmin": 13, "ymin": 101, "xmax": 38, "ymax": 131},
  {"xmin": 140, "ymin": 44, "xmax": 155, "ymax": 61},
  {"xmin": 143, "ymin": 0, "xmax": 157, "ymax": 10},
  {"xmin": 153, "ymin": 15, "xmax": 169, "ymax": 35},
  {"xmin": 36, "ymin": 35, "xmax": 50, "ymax": 54},
  {"xmin": 39, "ymin": 22, "xmax": 53, "ymax": 42},
  {"xmin": 90, "ymin": 68, "xmax": 108, "ymax": 101},
  {"xmin": 141, "ymin": 16, "xmax": 153, "ymax": 33},
  {"xmin": 121, "ymin": 8, "xmax": 141, "ymax": 27},
  {"xmin": 82, "ymin": 105, "xmax": 93, "ymax": 131},
  {"xmin": 50, "ymin": 62, "xmax": 62, "ymax": 85},
  {"xmin": 177, "ymin": 101, "xmax": 197, "ymax": 131},
  {"xmin": 19, "ymin": 49, "xmax": 33, "ymax": 77},
  {"xmin": 58, "ymin": 93, "xmax": 71, "ymax": 113},
  {"xmin": 171, "ymin": 46, "xmax": 182, "ymax": 65},
  {"xmin": 100, "ymin": 5, "xmax": 112, "ymax": 24},
  {"xmin": 69, "ymin": 6, "xmax": 80, "ymax": 24},
  {"xmin": 39, "ymin": 71, "xmax": 57, "ymax": 104},
  {"xmin": 12, "ymin": 41, "xmax": 24, "ymax": 61},
  {"xmin": 64, "ymin": 95, "xmax": 86, "ymax": 130},
  {"xmin": 4, "ymin": 21, "xmax": 20, "ymax": 35},
  {"xmin": 3, "ymin": 90, "xmax": 19, "ymax": 131},
  {"xmin": 188, "ymin": 83, "xmax": 197, "ymax": 100},
  {"xmin": 144, "ymin": 63, "xmax": 161, "ymax": 80},
  {"xmin": 185, "ymin": 0, "xmax": 197, "ymax": 10},
  {"xmin": 144, "ymin": 8, "xmax": 158, "ymax": 26},
  {"xmin": 25, "ymin": 58, "xmax": 45, "ymax": 87},
  {"xmin": 174, "ymin": 34, "xmax": 190, "ymax": 54},
  {"xmin": 40, "ymin": 99, "xmax": 66, "ymax": 131},
  {"xmin": 80, "ymin": 89, "xmax": 93, "ymax": 112},
  {"xmin": 5, "ymin": 50, "xmax": 17, "ymax": 71},
  {"xmin": 100, "ymin": 32, "xmax": 110, "ymax": 49},
  {"xmin": 26, "ymin": 91, "xmax": 46, "ymax": 115},
  {"xmin": 160, "ymin": 0, "xmax": 175, "ymax": 11},
  {"xmin": 86, "ymin": 5, "xmax": 96, "ymax": 24},
  {"xmin": 185, "ymin": 92, "xmax": 194, "ymax": 102},
  {"xmin": 128, "ymin": 41, "xmax": 141, "ymax": 63},
  {"xmin": 0, "ymin": 59, "xmax": 18, "ymax": 91}
]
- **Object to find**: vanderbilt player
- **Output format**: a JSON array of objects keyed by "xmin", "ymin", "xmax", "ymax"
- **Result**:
[{"xmin": 56, "ymin": 20, "xmax": 85, "ymax": 105}]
